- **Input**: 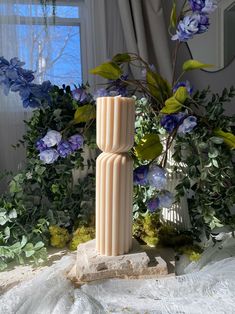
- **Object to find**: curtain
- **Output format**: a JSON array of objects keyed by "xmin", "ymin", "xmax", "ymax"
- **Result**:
[
  {"xmin": 0, "ymin": 0, "xmax": 27, "ymax": 192},
  {"xmin": 117, "ymin": 0, "xmax": 173, "ymax": 82},
  {"xmin": 0, "ymin": 0, "xmax": 58, "ymax": 192}
]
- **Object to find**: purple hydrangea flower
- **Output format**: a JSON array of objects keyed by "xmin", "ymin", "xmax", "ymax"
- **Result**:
[
  {"xmin": 147, "ymin": 165, "xmax": 167, "ymax": 190},
  {"xmin": 147, "ymin": 198, "xmax": 160, "ymax": 213},
  {"xmin": 158, "ymin": 191, "xmax": 174, "ymax": 208},
  {"xmin": 94, "ymin": 88, "xmax": 109, "ymax": 99},
  {"xmin": 68, "ymin": 134, "xmax": 84, "ymax": 151},
  {"xmin": 23, "ymin": 97, "xmax": 40, "ymax": 108},
  {"xmin": 177, "ymin": 116, "xmax": 197, "ymax": 134},
  {"xmin": 57, "ymin": 140, "xmax": 73, "ymax": 158},
  {"xmin": 11, "ymin": 78, "xmax": 32, "ymax": 101},
  {"xmin": 72, "ymin": 87, "xmax": 88, "ymax": 103},
  {"xmin": 1, "ymin": 57, "xmax": 25, "ymax": 80},
  {"xmin": 30, "ymin": 81, "xmax": 52, "ymax": 103},
  {"xmin": 173, "ymin": 81, "xmax": 193, "ymax": 95},
  {"xmin": 172, "ymin": 13, "xmax": 209, "ymax": 42},
  {"xmin": 197, "ymin": 14, "xmax": 209, "ymax": 33},
  {"xmin": 160, "ymin": 112, "xmax": 186, "ymax": 133},
  {"xmin": 36, "ymin": 139, "xmax": 47, "ymax": 152},
  {"xmin": 202, "ymin": 0, "xmax": 217, "ymax": 13},
  {"xmin": 108, "ymin": 75, "xmax": 128, "ymax": 97},
  {"xmin": 189, "ymin": 0, "xmax": 217, "ymax": 14},
  {"xmin": 39, "ymin": 149, "xmax": 59, "ymax": 164},
  {"xmin": 18, "ymin": 68, "xmax": 35, "ymax": 83},
  {"xmin": 42, "ymin": 130, "xmax": 62, "ymax": 147},
  {"xmin": 133, "ymin": 165, "xmax": 149, "ymax": 186}
]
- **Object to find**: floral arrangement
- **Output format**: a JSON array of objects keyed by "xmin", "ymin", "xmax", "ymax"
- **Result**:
[
  {"xmin": 91, "ymin": 0, "xmax": 235, "ymax": 239},
  {"xmin": 0, "ymin": 0, "xmax": 235, "ymax": 269},
  {"xmin": 0, "ymin": 57, "xmax": 96, "ymax": 269}
]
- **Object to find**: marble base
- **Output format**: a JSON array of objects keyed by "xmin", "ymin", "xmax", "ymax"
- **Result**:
[{"xmin": 68, "ymin": 239, "xmax": 175, "ymax": 284}]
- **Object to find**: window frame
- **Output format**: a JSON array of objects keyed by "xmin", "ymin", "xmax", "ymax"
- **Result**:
[{"xmin": 1, "ymin": 0, "xmax": 86, "ymax": 85}]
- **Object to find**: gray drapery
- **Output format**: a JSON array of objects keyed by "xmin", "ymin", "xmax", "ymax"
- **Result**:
[{"xmin": 117, "ymin": 0, "xmax": 173, "ymax": 82}]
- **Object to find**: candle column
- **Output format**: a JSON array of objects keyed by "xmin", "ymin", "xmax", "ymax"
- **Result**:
[{"xmin": 96, "ymin": 96, "xmax": 135, "ymax": 256}]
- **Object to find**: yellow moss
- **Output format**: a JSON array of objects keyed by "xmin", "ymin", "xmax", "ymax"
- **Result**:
[
  {"xmin": 49, "ymin": 225, "xmax": 70, "ymax": 248},
  {"xmin": 178, "ymin": 245, "xmax": 202, "ymax": 261},
  {"xmin": 142, "ymin": 236, "xmax": 159, "ymax": 247},
  {"xmin": 69, "ymin": 226, "xmax": 95, "ymax": 251},
  {"xmin": 189, "ymin": 251, "xmax": 201, "ymax": 262}
]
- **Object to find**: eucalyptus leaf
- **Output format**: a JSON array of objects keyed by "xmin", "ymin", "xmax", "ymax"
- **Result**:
[
  {"xmin": 74, "ymin": 104, "xmax": 96, "ymax": 124},
  {"xmin": 112, "ymin": 53, "xmax": 131, "ymax": 64},
  {"xmin": 90, "ymin": 62, "xmax": 122, "ymax": 80},
  {"xmin": 183, "ymin": 59, "xmax": 214, "ymax": 71},
  {"xmin": 161, "ymin": 97, "xmax": 182, "ymax": 113},
  {"xmin": 135, "ymin": 134, "xmax": 163, "ymax": 161}
]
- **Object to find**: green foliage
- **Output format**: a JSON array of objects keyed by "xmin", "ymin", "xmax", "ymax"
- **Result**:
[
  {"xmin": 74, "ymin": 104, "xmax": 96, "ymax": 123},
  {"xmin": 132, "ymin": 212, "xmax": 194, "ymax": 249},
  {"xmin": 161, "ymin": 86, "xmax": 188, "ymax": 114},
  {"xmin": 0, "ymin": 85, "xmax": 96, "ymax": 268},
  {"xmin": 174, "ymin": 87, "xmax": 235, "ymax": 237},
  {"xmin": 90, "ymin": 62, "xmax": 123, "ymax": 80},
  {"xmin": 182, "ymin": 59, "xmax": 214, "ymax": 71},
  {"xmin": 135, "ymin": 134, "xmax": 163, "ymax": 161},
  {"xmin": 69, "ymin": 226, "xmax": 95, "ymax": 251}
]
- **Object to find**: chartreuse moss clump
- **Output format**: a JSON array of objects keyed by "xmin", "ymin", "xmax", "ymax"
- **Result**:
[
  {"xmin": 133, "ymin": 212, "xmax": 195, "ymax": 251},
  {"xmin": 69, "ymin": 226, "xmax": 95, "ymax": 251},
  {"xmin": 49, "ymin": 225, "xmax": 70, "ymax": 248},
  {"xmin": 177, "ymin": 245, "xmax": 203, "ymax": 261}
]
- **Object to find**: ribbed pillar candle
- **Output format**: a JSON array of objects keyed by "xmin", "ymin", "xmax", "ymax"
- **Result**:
[{"xmin": 96, "ymin": 96, "xmax": 135, "ymax": 256}]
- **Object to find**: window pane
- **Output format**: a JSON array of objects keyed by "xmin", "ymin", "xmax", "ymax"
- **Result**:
[
  {"xmin": 6, "ymin": 4, "xmax": 80, "ymax": 18},
  {"xmin": 17, "ymin": 24, "xmax": 82, "ymax": 86}
]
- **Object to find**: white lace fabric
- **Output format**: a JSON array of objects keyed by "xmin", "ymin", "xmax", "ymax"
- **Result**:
[{"xmin": 1, "ymin": 235, "xmax": 235, "ymax": 314}]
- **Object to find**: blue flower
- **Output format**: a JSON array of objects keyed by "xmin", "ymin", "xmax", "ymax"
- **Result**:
[
  {"xmin": 202, "ymin": 0, "xmax": 217, "ymax": 13},
  {"xmin": 22, "ymin": 97, "xmax": 41, "ymax": 108},
  {"xmin": 57, "ymin": 140, "xmax": 73, "ymax": 158},
  {"xmin": 177, "ymin": 116, "xmax": 197, "ymax": 134},
  {"xmin": 42, "ymin": 130, "xmax": 62, "ymax": 147},
  {"xmin": 133, "ymin": 165, "xmax": 149, "ymax": 185},
  {"xmin": 108, "ymin": 75, "xmax": 128, "ymax": 97},
  {"xmin": 189, "ymin": 0, "xmax": 217, "ymax": 14},
  {"xmin": 94, "ymin": 88, "xmax": 109, "ymax": 99},
  {"xmin": 172, "ymin": 13, "xmax": 209, "ymax": 42},
  {"xmin": 18, "ymin": 68, "xmax": 35, "ymax": 83},
  {"xmin": 0, "ymin": 57, "xmax": 10, "ymax": 70},
  {"xmin": 147, "ymin": 198, "xmax": 160, "ymax": 213},
  {"xmin": 197, "ymin": 14, "xmax": 209, "ymax": 33},
  {"xmin": 72, "ymin": 87, "xmax": 88, "ymax": 103},
  {"xmin": 2, "ymin": 57, "xmax": 25, "ymax": 80},
  {"xmin": 160, "ymin": 112, "xmax": 186, "ymax": 133},
  {"xmin": 11, "ymin": 79, "xmax": 32, "ymax": 101},
  {"xmin": 147, "ymin": 165, "xmax": 167, "ymax": 190},
  {"xmin": 36, "ymin": 139, "xmax": 47, "ymax": 152},
  {"xmin": 68, "ymin": 134, "xmax": 84, "ymax": 151},
  {"xmin": 39, "ymin": 149, "xmax": 59, "ymax": 164},
  {"xmin": 30, "ymin": 81, "xmax": 52, "ymax": 102},
  {"xmin": 173, "ymin": 81, "xmax": 193, "ymax": 95},
  {"xmin": 158, "ymin": 191, "xmax": 174, "ymax": 208}
]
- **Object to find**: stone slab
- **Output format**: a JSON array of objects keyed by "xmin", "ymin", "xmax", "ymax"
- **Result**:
[{"xmin": 69, "ymin": 239, "xmax": 175, "ymax": 284}]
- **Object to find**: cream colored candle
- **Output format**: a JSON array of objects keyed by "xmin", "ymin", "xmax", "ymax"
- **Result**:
[{"xmin": 96, "ymin": 96, "xmax": 135, "ymax": 256}]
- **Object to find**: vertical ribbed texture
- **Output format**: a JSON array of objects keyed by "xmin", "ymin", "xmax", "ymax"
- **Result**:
[
  {"xmin": 96, "ymin": 96, "xmax": 135, "ymax": 256},
  {"xmin": 97, "ymin": 96, "xmax": 135, "ymax": 153},
  {"xmin": 160, "ymin": 142, "xmax": 192, "ymax": 230}
]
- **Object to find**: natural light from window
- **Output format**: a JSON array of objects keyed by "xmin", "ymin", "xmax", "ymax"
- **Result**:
[{"xmin": 1, "ymin": 2, "xmax": 82, "ymax": 86}]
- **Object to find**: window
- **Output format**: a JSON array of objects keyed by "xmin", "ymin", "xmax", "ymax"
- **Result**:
[{"xmin": 0, "ymin": 0, "xmax": 84, "ymax": 86}]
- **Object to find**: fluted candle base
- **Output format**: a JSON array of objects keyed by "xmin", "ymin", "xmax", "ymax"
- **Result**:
[{"xmin": 96, "ymin": 152, "xmax": 133, "ymax": 256}]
